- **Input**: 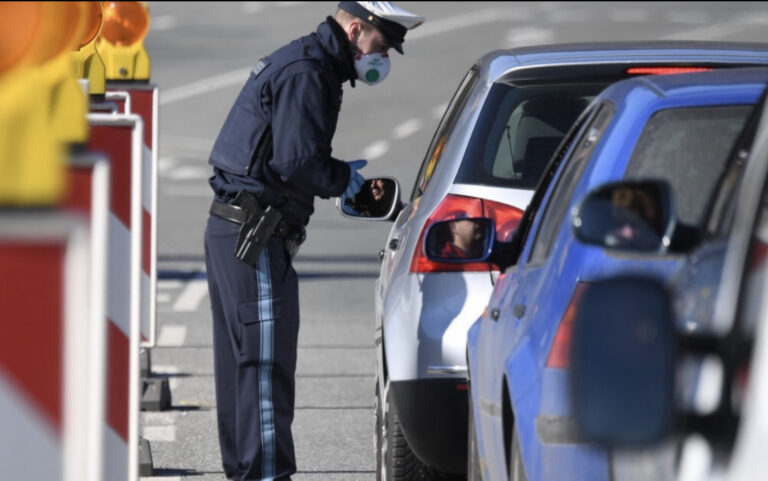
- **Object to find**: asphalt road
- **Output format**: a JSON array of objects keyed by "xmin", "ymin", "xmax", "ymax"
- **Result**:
[{"xmin": 141, "ymin": 2, "xmax": 768, "ymax": 480}]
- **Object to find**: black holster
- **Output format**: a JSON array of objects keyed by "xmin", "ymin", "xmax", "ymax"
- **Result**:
[{"xmin": 232, "ymin": 191, "xmax": 283, "ymax": 267}]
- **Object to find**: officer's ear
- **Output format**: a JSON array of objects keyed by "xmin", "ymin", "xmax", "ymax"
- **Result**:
[{"xmin": 345, "ymin": 20, "xmax": 362, "ymax": 44}]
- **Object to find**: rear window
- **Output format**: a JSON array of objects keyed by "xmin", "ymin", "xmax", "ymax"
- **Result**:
[
  {"xmin": 455, "ymin": 82, "xmax": 608, "ymax": 189},
  {"xmin": 624, "ymin": 105, "xmax": 752, "ymax": 225}
]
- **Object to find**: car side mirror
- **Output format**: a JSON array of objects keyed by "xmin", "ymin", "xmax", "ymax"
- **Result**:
[
  {"xmin": 572, "ymin": 180, "xmax": 676, "ymax": 253},
  {"xmin": 570, "ymin": 277, "xmax": 676, "ymax": 446},
  {"xmin": 424, "ymin": 217, "xmax": 495, "ymax": 262},
  {"xmin": 336, "ymin": 177, "xmax": 402, "ymax": 221}
]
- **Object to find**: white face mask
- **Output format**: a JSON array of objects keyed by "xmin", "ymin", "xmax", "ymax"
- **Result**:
[{"xmin": 354, "ymin": 52, "xmax": 390, "ymax": 86}]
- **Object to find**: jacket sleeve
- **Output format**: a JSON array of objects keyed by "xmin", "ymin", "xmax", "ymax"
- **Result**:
[{"xmin": 269, "ymin": 69, "xmax": 351, "ymax": 198}]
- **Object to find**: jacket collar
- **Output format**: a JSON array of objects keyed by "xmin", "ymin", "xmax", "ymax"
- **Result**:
[{"xmin": 315, "ymin": 17, "xmax": 358, "ymax": 87}]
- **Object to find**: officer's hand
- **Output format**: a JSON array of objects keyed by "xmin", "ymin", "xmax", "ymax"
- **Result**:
[
  {"xmin": 345, "ymin": 159, "xmax": 367, "ymax": 199},
  {"xmin": 340, "ymin": 193, "xmax": 360, "ymax": 215}
]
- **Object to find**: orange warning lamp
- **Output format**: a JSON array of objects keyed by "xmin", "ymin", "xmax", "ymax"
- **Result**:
[{"xmin": 98, "ymin": 1, "xmax": 151, "ymax": 80}]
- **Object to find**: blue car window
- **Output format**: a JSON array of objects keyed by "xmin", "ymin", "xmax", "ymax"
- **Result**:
[
  {"xmin": 456, "ymin": 83, "xmax": 605, "ymax": 190},
  {"xmin": 624, "ymin": 105, "xmax": 752, "ymax": 226},
  {"xmin": 528, "ymin": 103, "xmax": 615, "ymax": 265},
  {"xmin": 411, "ymin": 67, "xmax": 478, "ymax": 201}
]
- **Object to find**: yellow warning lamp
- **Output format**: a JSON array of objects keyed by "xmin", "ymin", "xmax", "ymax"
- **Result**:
[
  {"xmin": 31, "ymin": 1, "xmax": 89, "ymax": 146},
  {"xmin": 98, "ymin": 1, "xmax": 150, "ymax": 81},
  {"xmin": 0, "ymin": 2, "xmax": 66, "ymax": 206},
  {"xmin": 72, "ymin": 1, "xmax": 107, "ymax": 96}
]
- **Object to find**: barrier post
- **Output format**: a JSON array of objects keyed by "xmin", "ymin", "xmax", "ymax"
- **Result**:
[{"xmin": 87, "ymin": 112, "xmax": 144, "ymax": 481}]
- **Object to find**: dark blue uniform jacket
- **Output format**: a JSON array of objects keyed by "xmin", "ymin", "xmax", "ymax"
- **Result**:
[{"xmin": 209, "ymin": 17, "xmax": 357, "ymax": 226}]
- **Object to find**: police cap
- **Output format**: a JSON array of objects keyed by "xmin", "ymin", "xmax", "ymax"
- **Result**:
[{"xmin": 337, "ymin": 1, "xmax": 425, "ymax": 54}]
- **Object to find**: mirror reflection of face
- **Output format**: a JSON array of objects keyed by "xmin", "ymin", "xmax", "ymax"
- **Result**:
[
  {"xmin": 450, "ymin": 219, "xmax": 484, "ymax": 256},
  {"xmin": 371, "ymin": 179, "xmax": 386, "ymax": 202}
]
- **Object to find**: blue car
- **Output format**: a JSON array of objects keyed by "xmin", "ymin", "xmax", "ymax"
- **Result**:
[
  {"xmin": 456, "ymin": 68, "xmax": 768, "ymax": 481},
  {"xmin": 567, "ymin": 87, "xmax": 768, "ymax": 480}
]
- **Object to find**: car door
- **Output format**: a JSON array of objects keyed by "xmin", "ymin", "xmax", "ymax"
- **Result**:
[{"xmin": 475, "ymin": 103, "xmax": 612, "ymax": 479}]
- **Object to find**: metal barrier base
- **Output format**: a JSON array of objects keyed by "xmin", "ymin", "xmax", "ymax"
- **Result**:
[
  {"xmin": 140, "ymin": 348, "xmax": 151, "ymax": 379},
  {"xmin": 139, "ymin": 437, "xmax": 154, "ymax": 477},
  {"xmin": 141, "ymin": 377, "xmax": 171, "ymax": 411}
]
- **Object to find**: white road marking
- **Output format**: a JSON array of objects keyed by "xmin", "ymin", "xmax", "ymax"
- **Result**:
[
  {"xmin": 663, "ymin": 12, "xmax": 768, "ymax": 40},
  {"xmin": 242, "ymin": 2, "xmax": 266, "ymax": 14},
  {"xmin": 505, "ymin": 27, "xmax": 555, "ymax": 49},
  {"xmin": 393, "ymin": 119, "xmax": 422, "ymax": 139},
  {"xmin": 159, "ymin": 8, "xmax": 532, "ymax": 106},
  {"xmin": 162, "ymin": 166, "xmax": 212, "ymax": 181},
  {"xmin": 362, "ymin": 140, "xmax": 390, "ymax": 160},
  {"xmin": 152, "ymin": 365, "xmax": 181, "ymax": 390},
  {"xmin": 150, "ymin": 15, "xmax": 178, "ymax": 31},
  {"xmin": 408, "ymin": 7, "xmax": 533, "ymax": 42},
  {"xmin": 157, "ymin": 292, "xmax": 171, "ymax": 304},
  {"xmin": 610, "ymin": 7, "xmax": 650, "ymax": 23},
  {"xmin": 162, "ymin": 185, "xmax": 213, "ymax": 197},
  {"xmin": 158, "ymin": 280, "xmax": 184, "ymax": 290},
  {"xmin": 432, "ymin": 103, "xmax": 448, "ymax": 119},
  {"xmin": 158, "ymin": 157, "xmax": 179, "ymax": 174},
  {"xmin": 160, "ymin": 68, "xmax": 251, "ymax": 106},
  {"xmin": 142, "ymin": 412, "xmax": 175, "ymax": 425},
  {"xmin": 665, "ymin": 10, "xmax": 710, "ymax": 24},
  {"xmin": 173, "ymin": 278, "xmax": 209, "ymax": 312},
  {"xmin": 143, "ymin": 425, "xmax": 176, "ymax": 442},
  {"xmin": 162, "ymin": 134, "xmax": 215, "ymax": 154},
  {"xmin": 157, "ymin": 325, "xmax": 188, "ymax": 347}
]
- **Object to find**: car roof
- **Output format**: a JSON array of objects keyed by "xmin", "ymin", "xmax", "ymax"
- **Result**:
[{"xmin": 476, "ymin": 41, "xmax": 768, "ymax": 82}]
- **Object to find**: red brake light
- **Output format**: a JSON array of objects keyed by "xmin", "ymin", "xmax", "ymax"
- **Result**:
[
  {"xmin": 625, "ymin": 67, "xmax": 713, "ymax": 76},
  {"xmin": 546, "ymin": 282, "xmax": 589, "ymax": 369},
  {"xmin": 409, "ymin": 194, "xmax": 523, "ymax": 273}
]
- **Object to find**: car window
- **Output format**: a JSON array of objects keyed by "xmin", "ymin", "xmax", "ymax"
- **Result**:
[
  {"xmin": 528, "ymin": 103, "xmax": 615, "ymax": 265},
  {"xmin": 410, "ymin": 67, "xmax": 478, "ymax": 201},
  {"xmin": 706, "ymin": 97, "xmax": 767, "ymax": 236},
  {"xmin": 456, "ymin": 83, "xmax": 607, "ymax": 190},
  {"xmin": 624, "ymin": 106, "xmax": 753, "ymax": 226},
  {"xmin": 498, "ymin": 104, "xmax": 600, "ymax": 270}
]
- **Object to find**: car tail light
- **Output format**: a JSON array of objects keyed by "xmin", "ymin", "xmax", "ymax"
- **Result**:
[
  {"xmin": 545, "ymin": 282, "xmax": 589, "ymax": 369},
  {"xmin": 625, "ymin": 67, "xmax": 713, "ymax": 76},
  {"xmin": 409, "ymin": 194, "xmax": 523, "ymax": 273}
]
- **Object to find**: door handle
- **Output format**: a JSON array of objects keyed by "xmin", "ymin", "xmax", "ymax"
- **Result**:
[
  {"xmin": 490, "ymin": 308, "xmax": 500, "ymax": 321},
  {"xmin": 389, "ymin": 238, "xmax": 399, "ymax": 250},
  {"xmin": 513, "ymin": 304, "xmax": 526, "ymax": 319}
]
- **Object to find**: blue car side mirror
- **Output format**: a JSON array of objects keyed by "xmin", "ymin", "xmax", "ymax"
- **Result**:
[
  {"xmin": 572, "ymin": 179, "xmax": 676, "ymax": 253},
  {"xmin": 570, "ymin": 276, "xmax": 676, "ymax": 446}
]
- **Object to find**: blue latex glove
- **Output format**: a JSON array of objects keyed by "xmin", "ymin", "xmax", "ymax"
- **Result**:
[
  {"xmin": 345, "ymin": 159, "xmax": 367, "ymax": 199},
  {"xmin": 340, "ymin": 193, "xmax": 359, "ymax": 215}
]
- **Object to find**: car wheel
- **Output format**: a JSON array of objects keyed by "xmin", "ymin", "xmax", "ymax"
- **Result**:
[
  {"xmin": 466, "ymin": 389, "xmax": 483, "ymax": 481},
  {"xmin": 379, "ymin": 383, "xmax": 442, "ymax": 481},
  {"xmin": 509, "ymin": 427, "xmax": 528, "ymax": 481}
]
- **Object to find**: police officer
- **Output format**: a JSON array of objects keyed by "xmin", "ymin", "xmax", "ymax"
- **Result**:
[{"xmin": 204, "ymin": 2, "xmax": 424, "ymax": 480}]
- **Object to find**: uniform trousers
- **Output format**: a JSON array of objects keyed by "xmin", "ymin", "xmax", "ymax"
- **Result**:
[{"xmin": 204, "ymin": 214, "xmax": 300, "ymax": 481}]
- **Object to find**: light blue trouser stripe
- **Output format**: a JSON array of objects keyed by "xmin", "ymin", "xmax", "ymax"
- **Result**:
[{"xmin": 257, "ymin": 246, "xmax": 276, "ymax": 480}]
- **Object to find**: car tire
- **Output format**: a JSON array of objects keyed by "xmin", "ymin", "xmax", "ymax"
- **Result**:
[
  {"xmin": 466, "ymin": 389, "xmax": 483, "ymax": 481},
  {"xmin": 376, "ymin": 381, "xmax": 442, "ymax": 481},
  {"xmin": 509, "ymin": 427, "xmax": 528, "ymax": 481}
]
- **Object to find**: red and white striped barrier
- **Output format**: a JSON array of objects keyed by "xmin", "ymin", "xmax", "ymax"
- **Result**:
[
  {"xmin": 87, "ymin": 112, "xmax": 144, "ymax": 481},
  {"xmin": 0, "ymin": 210, "xmax": 103, "ymax": 481},
  {"xmin": 107, "ymin": 84, "xmax": 159, "ymax": 349}
]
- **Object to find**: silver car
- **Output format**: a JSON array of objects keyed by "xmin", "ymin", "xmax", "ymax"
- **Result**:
[{"xmin": 338, "ymin": 42, "xmax": 768, "ymax": 480}]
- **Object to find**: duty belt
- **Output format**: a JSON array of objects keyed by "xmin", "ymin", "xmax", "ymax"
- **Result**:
[
  {"xmin": 209, "ymin": 198, "xmax": 298, "ymax": 239},
  {"xmin": 210, "ymin": 191, "xmax": 306, "ymax": 264}
]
